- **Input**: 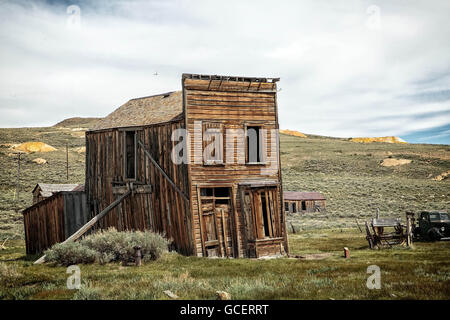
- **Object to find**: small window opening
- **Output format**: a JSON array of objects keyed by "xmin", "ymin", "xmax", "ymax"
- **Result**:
[
  {"xmin": 292, "ymin": 202, "xmax": 297, "ymax": 213},
  {"xmin": 201, "ymin": 188, "xmax": 214, "ymax": 197},
  {"xmin": 247, "ymin": 126, "xmax": 262, "ymax": 163},
  {"xmin": 125, "ymin": 131, "xmax": 136, "ymax": 179},
  {"xmin": 301, "ymin": 201, "xmax": 306, "ymax": 211},
  {"xmin": 284, "ymin": 202, "xmax": 289, "ymax": 212},
  {"xmin": 214, "ymin": 188, "xmax": 230, "ymax": 198}
]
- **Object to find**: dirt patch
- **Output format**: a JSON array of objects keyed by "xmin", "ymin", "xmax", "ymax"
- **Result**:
[
  {"xmin": 380, "ymin": 158, "xmax": 412, "ymax": 167},
  {"xmin": 74, "ymin": 147, "xmax": 86, "ymax": 153},
  {"xmin": 32, "ymin": 158, "xmax": 47, "ymax": 165},
  {"xmin": 350, "ymin": 136, "xmax": 407, "ymax": 144},
  {"xmin": 280, "ymin": 129, "xmax": 307, "ymax": 138},
  {"xmin": 11, "ymin": 142, "xmax": 57, "ymax": 153},
  {"xmin": 433, "ymin": 170, "xmax": 450, "ymax": 181}
]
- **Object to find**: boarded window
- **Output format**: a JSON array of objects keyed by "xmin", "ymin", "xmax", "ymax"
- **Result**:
[
  {"xmin": 125, "ymin": 131, "xmax": 136, "ymax": 179},
  {"xmin": 203, "ymin": 122, "xmax": 224, "ymax": 165},
  {"xmin": 246, "ymin": 126, "xmax": 264, "ymax": 163}
]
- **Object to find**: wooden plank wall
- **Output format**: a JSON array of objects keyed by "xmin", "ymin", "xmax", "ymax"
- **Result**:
[
  {"xmin": 183, "ymin": 78, "xmax": 287, "ymax": 257},
  {"xmin": 23, "ymin": 193, "xmax": 66, "ymax": 254},
  {"xmin": 63, "ymin": 192, "xmax": 89, "ymax": 237},
  {"xmin": 85, "ymin": 120, "xmax": 193, "ymax": 255}
]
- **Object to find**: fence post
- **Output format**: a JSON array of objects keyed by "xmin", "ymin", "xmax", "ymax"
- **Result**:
[{"xmin": 134, "ymin": 245, "xmax": 142, "ymax": 266}]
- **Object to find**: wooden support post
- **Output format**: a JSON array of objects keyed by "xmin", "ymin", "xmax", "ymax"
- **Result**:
[
  {"xmin": 34, "ymin": 190, "xmax": 132, "ymax": 264},
  {"xmin": 220, "ymin": 208, "xmax": 229, "ymax": 258},
  {"xmin": 66, "ymin": 143, "xmax": 69, "ymax": 181},
  {"xmin": 343, "ymin": 247, "xmax": 350, "ymax": 258},
  {"xmin": 406, "ymin": 211, "xmax": 414, "ymax": 247},
  {"xmin": 134, "ymin": 245, "xmax": 142, "ymax": 266},
  {"xmin": 196, "ymin": 185, "xmax": 206, "ymax": 257},
  {"xmin": 15, "ymin": 153, "xmax": 21, "ymax": 203}
]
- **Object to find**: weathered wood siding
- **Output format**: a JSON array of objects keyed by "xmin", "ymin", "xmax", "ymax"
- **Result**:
[
  {"xmin": 183, "ymin": 78, "xmax": 287, "ymax": 257},
  {"xmin": 23, "ymin": 192, "xmax": 87, "ymax": 254},
  {"xmin": 285, "ymin": 199, "xmax": 326, "ymax": 213},
  {"xmin": 85, "ymin": 120, "xmax": 194, "ymax": 255}
]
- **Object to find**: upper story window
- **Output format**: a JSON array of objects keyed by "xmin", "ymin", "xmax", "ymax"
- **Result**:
[
  {"xmin": 246, "ymin": 126, "xmax": 265, "ymax": 164},
  {"xmin": 203, "ymin": 122, "xmax": 224, "ymax": 165},
  {"xmin": 125, "ymin": 130, "xmax": 136, "ymax": 179}
]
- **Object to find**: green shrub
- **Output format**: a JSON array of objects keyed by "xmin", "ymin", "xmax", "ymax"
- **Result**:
[
  {"xmin": 81, "ymin": 228, "xmax": 168, "ymax": 263},
  {"xmin": 44, "ymin": 242, "xmax": 97, "ymax": 266},
  {"xmin": 44, "ymin": 228, "xmax": 169, "ymax": 266}
]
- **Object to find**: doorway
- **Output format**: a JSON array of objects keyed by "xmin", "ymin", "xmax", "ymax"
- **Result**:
[{"xmin": 197, "ymin": 187, "xmax": 234, "ymax": 257}]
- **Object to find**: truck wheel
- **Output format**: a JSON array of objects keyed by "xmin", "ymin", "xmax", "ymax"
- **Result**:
[{"xmin": 427, "ymin": 229, "xmax": 440, "ymax": 242}]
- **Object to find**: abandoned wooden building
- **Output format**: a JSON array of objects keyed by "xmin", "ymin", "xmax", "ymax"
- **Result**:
[
  {"xmin": 283, "ymin": 191, "xmax": 326, "ymax": 213},
  {"xmin": 24, "ymin": 73, "xmax": 288, "ymax": 259},
  {"xmin": 32, "ymin": 183, "xmax": 84, "ymax": 204}
]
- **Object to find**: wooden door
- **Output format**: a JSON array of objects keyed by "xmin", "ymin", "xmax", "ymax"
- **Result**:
[
  {"xmin": 242, "ymin": 186, "xmax": 281, "ymax": 240},
  {"xmin": 197, "ymin": 187, "xmax": 233, "ymax": 257}
]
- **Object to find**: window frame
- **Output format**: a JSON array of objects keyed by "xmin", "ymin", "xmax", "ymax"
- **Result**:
[
  {"xmin": 202, "ymin": 121, "xmax": 225, "ymax": 166},
  {"xmin": 122, "ymin": 129, "xmax": 139, "ymax": 181},
  {"xmin": 244, "ymin": 124, "xmax": 266, "ymax": 165}
]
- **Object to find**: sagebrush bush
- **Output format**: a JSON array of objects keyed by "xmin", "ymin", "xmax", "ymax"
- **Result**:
[
  {"xmin": 81, "ymin": 228, "xmax": 168, "ymax": 263},
  {"xmin": 44, "ymin": 242, "xmax": 97, "ymax": 266},
  {"xmin": 44, "ymin": 228, "xmax": 168, "ymax": 265}
]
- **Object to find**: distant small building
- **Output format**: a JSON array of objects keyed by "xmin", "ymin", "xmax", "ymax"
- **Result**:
[
  {"xmin": 283, "ymin": 191, "xmax": 326, "ymax": 213},
  {"xmin": 32, "ymin": 183, "xmax": 84, "ymax": 204}
]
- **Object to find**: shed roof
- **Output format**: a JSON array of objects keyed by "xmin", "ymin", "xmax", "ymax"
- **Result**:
[
  {"xmin": 32, "ymin": 183, "xmax": 84, "ymax": 197},
  {"xmin": 283, "ymin": 191, "xmax": 326, "ymax": 201},
  {"xmin": 91, "ymin": 91, "xmax": 183, "ymax": 130}
]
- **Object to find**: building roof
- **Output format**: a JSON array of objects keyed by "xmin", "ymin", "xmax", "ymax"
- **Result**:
[
  {"xmin": 91, "ymin": 91, "xmax": 183, "ymax": 130},
  {"xmin": 283, "ymin": 191, "xmax": 326, "ymax": 201},
  {"xmin": 32, "ymin": 183, "xmax": 84, "ymax": 197}
]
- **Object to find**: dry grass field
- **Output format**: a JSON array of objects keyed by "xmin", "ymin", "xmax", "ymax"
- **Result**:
[{"xmin": 0, "ymin": 122, "xmax": 449, "ymax": 300}]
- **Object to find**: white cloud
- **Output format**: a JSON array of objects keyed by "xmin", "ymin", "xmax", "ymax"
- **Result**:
[{"xmin": 0, "ymin": 0, "xmax": 449, "ymax": 143}]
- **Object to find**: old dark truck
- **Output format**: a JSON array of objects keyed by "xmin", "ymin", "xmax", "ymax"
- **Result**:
[{"xmin": 414, "ymin": 211, "xmax": 450, "ymax": 241}]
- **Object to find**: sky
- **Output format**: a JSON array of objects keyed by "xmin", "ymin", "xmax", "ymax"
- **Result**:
[{"xmin": 0, "ymin": 0, "xmax": 449, "ymax": 144}]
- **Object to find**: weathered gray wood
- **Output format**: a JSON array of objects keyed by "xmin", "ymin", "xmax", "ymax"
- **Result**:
[
  {"xmin": 34, "ymin": 190, "xmax": 131, "ymax": 264},
  {"xmin": 137, "ymin": 139, "xmax": 189, "ymax": 202}
]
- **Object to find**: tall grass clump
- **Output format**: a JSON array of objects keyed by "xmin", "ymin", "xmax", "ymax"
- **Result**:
[{"xmin": 44, "ymin": 228, "xmax": 169, "ymax": 266}]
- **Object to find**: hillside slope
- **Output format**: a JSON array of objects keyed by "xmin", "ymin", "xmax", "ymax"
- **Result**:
[{"xmin": 0, "ymin": 126, "xmax": 448, "ymax": 238}]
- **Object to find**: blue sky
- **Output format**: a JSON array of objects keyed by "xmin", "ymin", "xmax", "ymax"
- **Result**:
[{"xmin": 0, "ymin": 0, "xmax": 449, "ymax": 144}]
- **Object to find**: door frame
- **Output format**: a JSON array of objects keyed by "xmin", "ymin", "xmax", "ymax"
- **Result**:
[{"xmin": 196, "ymin": 184, "xmax": 237, "ymax": 257}]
